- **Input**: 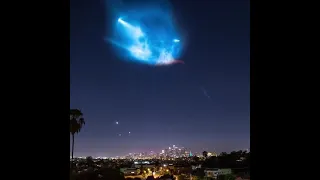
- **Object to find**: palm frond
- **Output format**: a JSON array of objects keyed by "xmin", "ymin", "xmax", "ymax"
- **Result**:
[{"xmin": 70, "ymin": 109, "xmax": 85, "ymax": 135}]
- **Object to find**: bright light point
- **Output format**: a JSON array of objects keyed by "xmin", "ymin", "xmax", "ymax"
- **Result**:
[
  {"xmin": 118, "ymin": 134, "xmax": 121, "ymax": 136},
  {"xmin": 117, "ymin": 18, "xmax": 122, "ymax": 22},
  {"xmin": 115, "ymin": 121, "xmax": 119, "ymax": 125},
  {"xmin": 173, "ymin": 39, "xmax": 180, "ymax": 43},
  {"xmin": 129, "ymin": 132, "xmax": 131, "ymax": 133}
]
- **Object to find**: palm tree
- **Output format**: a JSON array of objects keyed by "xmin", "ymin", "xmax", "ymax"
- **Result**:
[{"xmin": 70, "ymin": 109, "xmax": 85, "ymax": 162}]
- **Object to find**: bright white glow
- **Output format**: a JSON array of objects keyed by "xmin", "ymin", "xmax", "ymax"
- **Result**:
[
  {"xmin": 118, "ymin": 18, "xmax": 144, "ymax": 38},
  {"xmin": 156, "ymin": 50, "xmax": 174, "ymax": 65},
  {"xmin": 128, "ymin": 45, "xmax": 151, "ymax": 60},
  {"xmin": 109, "ymin": 17, "xmax": 182, "ymax": 66},
  {"xmin": 132, "ymin": 28, "xmax": 144, "ymax": 38}
]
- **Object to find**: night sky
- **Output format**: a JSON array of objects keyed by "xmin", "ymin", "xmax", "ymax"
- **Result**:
[{"xmin": 70, "ymin": 0, "xmax": 250, "ymax": 157}]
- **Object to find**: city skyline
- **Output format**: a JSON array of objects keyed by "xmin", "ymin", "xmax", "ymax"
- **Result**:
[
  {"xmin": 71, "ymin": 0, "xmax": 250, "ymax": 157},
  {"xmin": 70, "ymin": 143, "xmax": 250, "ymax": 158}
]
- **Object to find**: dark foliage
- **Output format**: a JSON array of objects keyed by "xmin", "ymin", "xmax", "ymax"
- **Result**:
[
  {"xmin": 202, "ymin": 151, "xmax": 208, "ymax": 158},
  {"xmin": 202, "ymin": 151, "xmax": 250, "ymax": 171}
]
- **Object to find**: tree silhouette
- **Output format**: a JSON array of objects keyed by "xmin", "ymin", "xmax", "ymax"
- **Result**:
[
  {"xmin": 99, "ymin": 168, "xmax": 125, "ymax": 180},
  {"xmin": 193, "ymin": 156, "xmax": 200, "ymax": 162},
  {"xmin": 202, "ymin": 151, "xmax": 208, "ymax": 158},
  {"xmin": 220, "ymin": 152, "xmax": 228, "ymax": 156},
  {"xmin": 202, "ymin": 151, "xmax": 250, "ymax": 172},
  {"xmin": 86, "ymin": 156, "xmax": 94, "ymax": 167},
  {"xmin": 139, "ymin": 164, "xmax": 142, "ymax": 174},
  {"xmin": 146, "ymin": 176, "xmax": 155, "ymax": 180},
  {"xmin": 70, "ymin": 109, "xmax": 85, "ymax": 168}
]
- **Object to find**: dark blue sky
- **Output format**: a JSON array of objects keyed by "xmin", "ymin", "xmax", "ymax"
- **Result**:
[{"xmin": 71, "ymin": 0, "xmax": 250, "ymax": 157}]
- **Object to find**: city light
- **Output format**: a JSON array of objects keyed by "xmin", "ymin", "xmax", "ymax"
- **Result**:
[
  {"xmin": 117, "ymin": 144, "xmax": 196, "ymax": 159},
  {"xmin": 95, "ymin": 144, "xmax": 224, "ymax": 159}
]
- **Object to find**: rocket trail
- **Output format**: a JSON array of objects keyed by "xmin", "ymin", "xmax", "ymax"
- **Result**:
[{"xmin": 104, "ymin": 0, "xmax": 184, "ymax": 67}]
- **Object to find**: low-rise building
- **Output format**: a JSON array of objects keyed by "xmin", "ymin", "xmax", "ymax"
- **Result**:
[
  {"xmin": 120, "ymin": 168, "xmax": 140, "ymax": 175},
  {"xmin": 204, "ymin": 168, "xmax": 232, "ymax": 178}
]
